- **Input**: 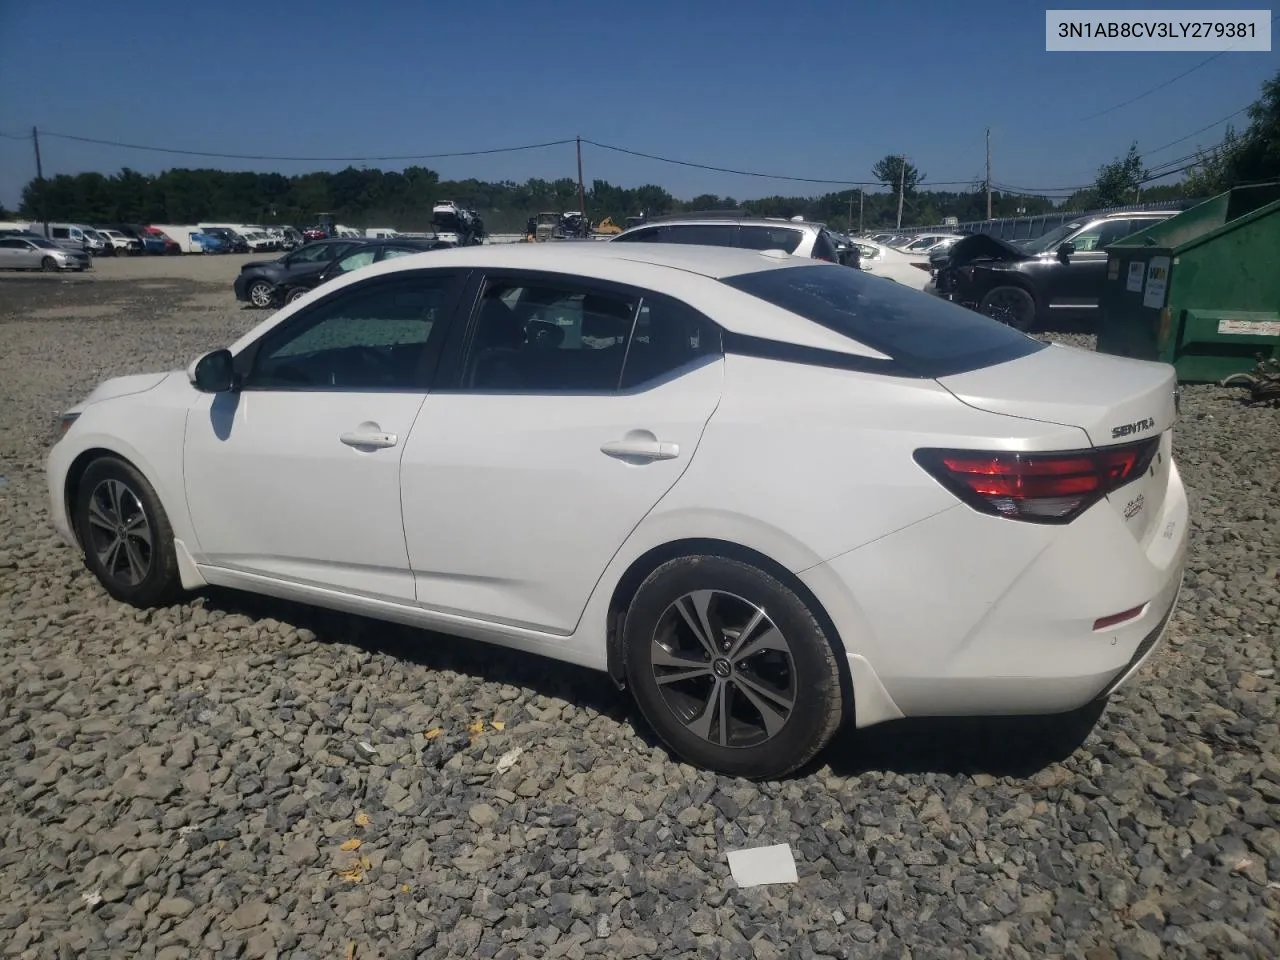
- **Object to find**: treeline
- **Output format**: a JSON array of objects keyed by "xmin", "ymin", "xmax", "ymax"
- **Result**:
[{"xmin": 13, "ymin": 166, "xmax": 1078, "ymax": 235}]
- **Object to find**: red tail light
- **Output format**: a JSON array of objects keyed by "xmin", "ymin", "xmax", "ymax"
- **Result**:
[{"xmin": 914, "ymin": 438, "xmax": 1159, "ymax": 523}]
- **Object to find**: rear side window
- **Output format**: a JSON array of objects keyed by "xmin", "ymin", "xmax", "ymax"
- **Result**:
[
  {"xmin": 620, "ymin": 295, "xmax": 722, "ymax": 389},
  {"xmin": 721, "ymin": 263, "xmax": 1046, "ymax": 378},
  {"xmin": 616, "ymin": 224, "xmax": 739, "ymax": 247},
  {"xmin": 738, "ymin": 226, "xmax": 804, "ymax": 253}
]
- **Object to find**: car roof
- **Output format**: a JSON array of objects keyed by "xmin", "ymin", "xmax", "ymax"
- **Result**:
[
  {"xmin": 617, "ymin": 217, "xmax": 823, "ymax": 235},
  {"xmin": 374, "ymin": 239, "xmax": 814, "ymax": 279}
]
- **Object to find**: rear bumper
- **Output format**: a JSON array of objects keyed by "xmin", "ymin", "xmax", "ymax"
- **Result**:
[{"xmin": 800, "ymin": 459, "xmax": 1189, "ymax": 722}]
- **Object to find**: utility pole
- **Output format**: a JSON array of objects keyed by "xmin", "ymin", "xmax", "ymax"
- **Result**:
[
  {"xmin": 858, "ymin": 189, "xmax": 864, "ymax": 233},
  {"xmin": 847, "ymin": 194, "xmax": 854, "ymax": 232},
  {"xmin": 985, "ymin": 127, "xmax": 992, "ymax": 220},
  {"xmin": 896, "ymin": 156, "xmax": 906, "ymax": 229},
  {"xmin": 576, "ymin": 136, "xmax": 587, "ymax": 233},
  {"xmin": 32, "ymin": 126, "xmax": 48, "ymax": 236}
]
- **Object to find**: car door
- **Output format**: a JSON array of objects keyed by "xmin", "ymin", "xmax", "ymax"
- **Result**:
[
  {"xmin": 1042, "ymin": 219, "xmax": 1133, "ymax": 316},
  {"xmin": 399, "ymin": 272, "xmax": 724, "ymax": 633},
  {"xmin": 0, "ymin": 238, "xmax": 30, "ymax": 268},
  {"xmin": 183, "ymin": 269, "xmax": 465, "ymax": 599}
]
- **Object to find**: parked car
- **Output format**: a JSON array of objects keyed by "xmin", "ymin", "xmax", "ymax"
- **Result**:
[
  {"xmin": 280, "ymin": 227, "xmax": 303, "ymax": 250},
  {"xmin": 611, "ymin": 215, "xmax": 843, "ymax": 263},
  {"xmin": 96, "ymin": 228, "xmax": 141, "ymax": 255},
  {"xmin": 80, "ymin": 228, "xmax": 111, "ymax": 256},
  {"xmin": 846, "ymin": 239, "xmax": 933, "ymax": 290},
  {"xmin": 233, "ymin": 237, "xmax": 369, "ymax": 307},
  {"xmin": 190, "ymin": 230, "xmax": 228, "ymax": 254},
  {"xmin": 899, "ymin": 233, "xmax": 963, "ymax": 253},
  {"xmin": 48, "ymin": 242, "xmax": 1187, "ymax": 779},
  {"xmin": 933, "ymin": 210, "xmax": 1179, "ymax": 330},
  {"xmin": 204, "ymin": 227, "xmax": 250, "ymax": 254},
  {"xmin": 0, "ymin": 234, "xmax": 91, "ymax": 271},
  {"xmin": 275, "ymin": 239, "xmax": 453, "ymax": 304}
]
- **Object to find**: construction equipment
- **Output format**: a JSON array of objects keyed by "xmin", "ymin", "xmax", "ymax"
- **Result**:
[
  {"xmin": 534, "ymin": 212, "xmax": 561, "ymax": 242},
  {"xmin": 593, "ymin": 217, "xmax": 623, "ymax": 235}
]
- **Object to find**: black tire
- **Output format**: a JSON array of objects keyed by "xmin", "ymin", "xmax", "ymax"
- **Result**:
[
  {"xmin": 622, "ymin": 555, "xmax": 844, "ymax": 779},
  {"xmin": 979, "ymin": 285, "xmax": 1038, "ymax": 331},
  {"xmin": 73, "ymin": 456, "xmax": 183, "ymax": 607},
  {"xmin": 247, "ymin": 279, "xmax": 276, "ymax": 308},
  {"xmin": 285, "ymin": 286, "xmax": 309, "ymax": 304},
  {"xmin": 41, "ymin": 256, "xmax": 58, "ymax": 273}
]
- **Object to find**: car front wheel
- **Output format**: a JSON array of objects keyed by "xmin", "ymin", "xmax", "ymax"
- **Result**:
[
  {"xmin": 979, "ymin": 285, "xmax": 1038, "ymax": 331},
  {"xmin": 623, "ymin": 555, "xmax": 845, "ymax": 779},
  {"xmin": 247, "ymin": 279, "xmax": 276, "ymax": 308},
  {"xmin": 73, "ymin": 456, "xmax": 183, "ymax": 607}
]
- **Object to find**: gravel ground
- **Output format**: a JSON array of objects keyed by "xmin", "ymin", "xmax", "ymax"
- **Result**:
[{"xmin": 0, "ymin": 261, "xmax": 1277, "ymax": 959}]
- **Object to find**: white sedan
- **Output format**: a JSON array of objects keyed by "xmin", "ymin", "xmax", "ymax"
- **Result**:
[
  {"xmin": 849, "ymin": 239, "xmax": 934, "ymax": 290},
  {"xmin": 47, "ymin": 242, "xmax": 1188, "ymax": 778}
]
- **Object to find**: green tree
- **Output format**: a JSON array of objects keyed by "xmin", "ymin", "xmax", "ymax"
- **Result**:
[
  {"xmin": 1092, "ymin": 143, "xmax": 1148, "ymax": 208},
  {"xmin": 871, "ymin": 155, "xmax": 924, "ymax": 194}
]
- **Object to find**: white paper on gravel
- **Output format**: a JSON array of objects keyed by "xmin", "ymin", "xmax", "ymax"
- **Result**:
[{"xmin": 726, "ymin": 843, "xmax": 798, "ymax": 887}]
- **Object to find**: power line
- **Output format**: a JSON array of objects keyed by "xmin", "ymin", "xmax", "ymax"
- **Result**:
[
  {"xmin": 0, "ymin": 130, "xmax": 32, "ymax": 140},
  {"xmin": 33, "ymin": 130, "xmax": 578, "ymax": 162},
  {"xmin": 1078, "ymin": 13, "xmax": 1279, "ymax": 122},
  {"xmin": 582, "ymin": 138, "xmax": 979, "ymax": 187},
  {"xmin": 1141, "ymin": 106, "xmax": 1249, "ymax": 157}
]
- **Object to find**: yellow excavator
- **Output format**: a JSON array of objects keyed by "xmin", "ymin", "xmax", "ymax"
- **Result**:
[{"xmin": 593, "ymin": 217, "xmax": 623, "ymax": 235}]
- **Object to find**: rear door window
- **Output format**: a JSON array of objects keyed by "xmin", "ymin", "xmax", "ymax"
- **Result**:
[
  {"xmin": 738, "ymin": 226, "xmax": 804, "ymax": 253},
  {"xmin": 721, "ymin": 263, "xmax": 1046, "ymax": 377},
  {"xmin": 654, "ymin": 224, "xmax": 739, "ymax": 247}
]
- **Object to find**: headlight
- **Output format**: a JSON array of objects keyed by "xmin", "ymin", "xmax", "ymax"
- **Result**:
[{"xmin": 57, "ymin": 412, "xmax": 80, "ymax": 438}]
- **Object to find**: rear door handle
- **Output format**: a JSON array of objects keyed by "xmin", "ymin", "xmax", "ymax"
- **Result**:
[
  {"xmin": 601, "ymin": 439, "xmax": 679, "ymax": 461},
  {"xmin": 340, "ymin": 431, "xmax": 398, "ymax": 449}
]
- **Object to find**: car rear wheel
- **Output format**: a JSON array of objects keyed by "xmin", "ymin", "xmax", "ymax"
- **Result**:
[
  {"xmin": 73, "ymin": 456, "xmax": 183, "ymax": 607},
  {"xmin": 979, "ymin": 285, "xmax": 1038, "ymax": 331},
  {"xmin": 623, "ymin": 555, "xmax": 844, "ymax": 779},
  {"xmin": 285, "ymin": 286, "xmax": 309, "ymax": 304},
  {"xmin": 247, "ymin": 279, "xmax": 276, "ymax": 308},
  {"xmin": 41, "ymin": 257, "xmax": 58, "ymax": 272}
]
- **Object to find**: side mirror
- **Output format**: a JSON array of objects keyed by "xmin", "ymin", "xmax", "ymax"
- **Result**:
[
  {"xmin": 191, "ymin": 349, "xmax": 238, "ymax": 393},
  {"xmin": 1057, "ymin": 241, "xmax": 1075, "ymax": 263}
]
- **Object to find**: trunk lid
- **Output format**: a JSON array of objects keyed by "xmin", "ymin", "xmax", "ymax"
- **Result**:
[{"xmin": 937, "ymin": 342, "xmax": 1177, "ymax": 544}]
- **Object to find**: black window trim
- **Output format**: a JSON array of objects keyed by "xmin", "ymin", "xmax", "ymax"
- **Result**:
[
  {"xmin": 431, "ymin": 268, "xmax": 725, "ymax": 396},
  {"xmin": 232, "ymin": 267, "xmax": 470, "ymax": 394}
]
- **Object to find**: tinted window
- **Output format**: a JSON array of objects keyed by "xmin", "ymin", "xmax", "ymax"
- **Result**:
[
  {"xmin": 658, "ymin": 224, "xmax": 738, "ymax": 247},
  {"xmin": 620, "ymin": 295, "xmax": 722, "ymax": 389},
  {"xmin": 334, "ymin": 249, "xmax": 377, "ymax": 273},
  {"xmin": 466, "ymin": 279, "xmax": 635, "ymax": 392},
  {"xmin": 52, "ymin": 228, "xmax": 69, "ymax": 239},
  {"xmin": 721, "ymin": 263, "xmax": 1046, "ymax": 378},
  {"xmin": 738, "ymin": 226, "xmax": 804, "ymax": 253},
  {"xmin": 246, "ymin": 276, "xmax": 454, "ymax": 390},
  {"xmin": 289, "ymin": 241, "xmax": 346, "ymax": 264},
  {"xmin": 0, "ymin": 238, "xmax": 26, "ymax": 249},
  {"xmin": 614, "ymin": 227, "xmax": 661, "ymax": 243}
]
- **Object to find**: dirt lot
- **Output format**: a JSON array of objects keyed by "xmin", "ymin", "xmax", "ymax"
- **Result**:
[{"xmin": 0, "ymin": 257, "xmax": 1277, "ymax": 959}]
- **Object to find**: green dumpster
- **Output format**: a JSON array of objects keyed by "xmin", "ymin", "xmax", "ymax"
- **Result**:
[{"xmin": 1097, "ymin": 184, "xmax": 1280, "ymax": 382}]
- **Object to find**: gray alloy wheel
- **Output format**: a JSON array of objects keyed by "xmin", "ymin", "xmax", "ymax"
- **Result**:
[
  {"xmin": 650, "ymin": 589, "xmax": 796, "ymax": 748},
  {"xmin": 84, "ymin": 478, "xmax": 152, "ymax": 587},
  {"xmin": 247, "ymin": 279, "xmax": 275, "ymax": 308},
  {"xmin": 41, "ymin": 256, "xmax": 58, "ymax": 272},
  {"xmin": 286, "ymin": 286, "xmax": 309, "ymax": 303}
]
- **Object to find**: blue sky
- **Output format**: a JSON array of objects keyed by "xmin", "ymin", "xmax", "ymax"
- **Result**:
[{"xmin": 0, "ymin": 1, "xmax": 1273, "ymax": 209}]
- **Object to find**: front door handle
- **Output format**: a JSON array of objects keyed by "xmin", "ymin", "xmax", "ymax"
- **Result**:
[
  {"xmin": 340, "ymin": 430, "xmax": 398, "ymax": 449},
  {"xmin": 601, "ymin": 438, "xmax": 679, "ymax": 461}
]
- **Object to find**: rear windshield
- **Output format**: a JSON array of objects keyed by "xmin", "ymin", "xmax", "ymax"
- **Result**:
[
  {"xmin": 721, "ymin": 263, "xmax": 1046, "ymax": 378},
  {"xmin": 738, "ymin": 226, "xmax": 804, "ymax": 254}
]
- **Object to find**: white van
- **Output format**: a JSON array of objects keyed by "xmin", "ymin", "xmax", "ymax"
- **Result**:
[
  {"xmin": 28, "ymin": 222, "xmax": 92, "ymax": 253},
  {"xmin": 150, "ymin": 225, "xmax": 205, "ymax": 254}
]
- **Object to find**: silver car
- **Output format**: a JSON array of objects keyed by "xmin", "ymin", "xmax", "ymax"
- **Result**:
[{"xmin": 0, "ymin": 235, "xmax": 91, "ymax": 271}]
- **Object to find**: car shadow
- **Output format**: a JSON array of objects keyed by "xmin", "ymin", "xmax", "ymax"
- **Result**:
[
  {"xmin": 194, "ymin": 587, "xmax": 1106, "ymax": 780},
  {"xmin": 196, "ymin": 587, "xmax": 637, "ymax": 725},
  {"xmin": 816, "ymin": 700, "xmax": 1107, "ymax": 779}
]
